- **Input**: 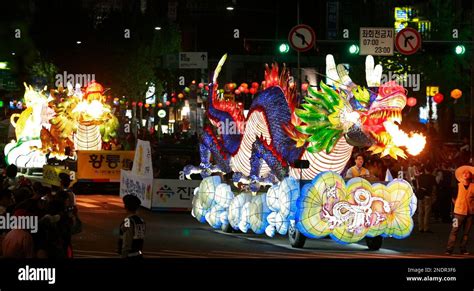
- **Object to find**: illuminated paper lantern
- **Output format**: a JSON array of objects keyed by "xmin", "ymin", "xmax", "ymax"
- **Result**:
[
  {"xmin": 295, "ymin": 172, "xmax": 416, "ymax": 244},
  {"xmin": 450, "ymin": 89, "xmax": 462, "ymax": 99},
  {"xmin": 433, "ymin": 93, "xmax": 443, "ymax": 103},
  {"xmin": 407, "ymin": 97, "xmax": 417, "ymax": 107},
  {"xmin": 301, "ymin": 83, "xmax": 309, "ymax": 91}
]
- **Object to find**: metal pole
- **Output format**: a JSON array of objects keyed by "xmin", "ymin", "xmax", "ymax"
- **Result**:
[
  {"xmin": 297, "ymin": 0, "xmax": 301, "ymax": 97},
  {"xmin": 471, "ymin": 62, "xmax": 473, "ymax": 164}
]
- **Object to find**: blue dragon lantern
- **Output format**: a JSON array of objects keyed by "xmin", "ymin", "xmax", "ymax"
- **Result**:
[{"xmin": 186, "ymin": 54, "xmax": 425, "ymax": 248}]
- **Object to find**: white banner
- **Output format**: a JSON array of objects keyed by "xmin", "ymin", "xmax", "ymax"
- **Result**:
[
  {"xmin": 120, "ymin": 170, "xmax": 153, "ymax": 209},
  {"xmin": 151, "ymin": 179, "xmax": 201, "ymax": 209},
  {"xmin": 132, "ymin": 140, "xmax": 153, "ymax": 177}
]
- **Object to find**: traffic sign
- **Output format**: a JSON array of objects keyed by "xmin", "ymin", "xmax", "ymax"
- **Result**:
[
  {"xmin": 395, "ymin": 27, "xmax": 421, "ymax": 55},
  {"xmin": 179, "ymin": 52, "xmax": 208, "ymax": 69},
  {"xmin": 288, "ymin": 24, "xmax": 316, "ymax": 52},
  {"xmin": 359, "ymin": 27, "xmax": 394, "ymax": 56}
]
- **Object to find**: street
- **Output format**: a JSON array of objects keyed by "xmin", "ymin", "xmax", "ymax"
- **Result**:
[{"xmin": 73, "ymin": 195, "xmax": 469, "ymax": 259}]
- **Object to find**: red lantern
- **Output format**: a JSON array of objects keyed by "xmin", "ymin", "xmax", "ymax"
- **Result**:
[
  {"xmin": 138, "ymin": 102, "xmax": 143, "ymax": 107},
  {"xmin": 407, "ymin": 97, "xmax": 417, "ymax": 107},
  {"xmin": 132, "ymin": 101, "xmax": 137, "ymax": 107},
  {"xmin": 166, "ymin": 101, "xmax": 171, "ymax": 106},
  {"xmin": 451, "ymin": 89, "xmax": 462, "ymax": 99},
  {"xmin": 243, "ymin": 88, "xmax": 249, "ymax": 94},
  {"xmin": 252, "ymin": 82, "xmax": 259, "ymax": 88},
  {"xmin": 433, "ymin": 93, "xmax": 444, "ymax": 104},
  {"xmin": 205, "ymin": 85, "xmax": 209, "ymax": 91},
  {"xmin": 171, "ymin": 97, "xmax": 177, "ymax": 103},
  {"xmin": 301, "ymin": 83, "xmax": 309, "ymax": 91},
  {"xmin": 249, "ymin": 88, "xmax": 257, "ymax": 95},
  {"xmin": 235, "ymin": 89, "xmax": 241, "ymax": 95},
  {"xmin": 198, "ymin": 83, "xmax": 204, "ymax": 89},
  {"xmin": 238, "ymin": 86, "xmax": 245, "ymax": 92}
]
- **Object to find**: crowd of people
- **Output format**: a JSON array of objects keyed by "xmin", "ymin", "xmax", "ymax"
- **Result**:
[{"xmin": 0, "ymin": 165, "xmax": 79, "ymax": 259}]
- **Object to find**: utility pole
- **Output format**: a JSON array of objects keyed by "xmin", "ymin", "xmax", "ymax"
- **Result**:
[{"xmin": 297, "ymin": 0, "xmax": 301, "ymax": 97}]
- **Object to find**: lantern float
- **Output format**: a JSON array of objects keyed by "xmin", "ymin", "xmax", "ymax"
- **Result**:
[{"xmin": 184, "ymin": 54, "xmax": 423, "ymax": 249}]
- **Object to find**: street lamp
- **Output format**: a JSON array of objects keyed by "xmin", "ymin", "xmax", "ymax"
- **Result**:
[
  {"xmin": 226, "ymin": 6, "xmax": 234, "ymax": 11},
  {"xmin": 76, "ymin": 41, "xmax": 82, "ymax": 44},
  {"xmin": 154, "ymin": 26, "xmax": 162, "ymax": 31}
]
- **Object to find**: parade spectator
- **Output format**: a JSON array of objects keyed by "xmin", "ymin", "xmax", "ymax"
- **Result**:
[
  {"xmin": 36, "ymin": 199, "xmax": 69, "ymax": 259},
  {"xmin": 59, "ymin": 173, "xmax": 76, "ymax": 206},
  {"xmin": 118, "ymin": 195, "xmax": 146, "ymax": 258},
  {"xmin": 406, "ymin": 161, "xmax": 419, "ymax": 189},
  {"xmin": 416, "ymin": 165, "xmax": 436, "ymax": 233},
  {"xmin": 345, "ymin": 154, "xmax": 370, "ymax": 179},
  {"xmin": 2, "ymin": 208, "xmax": 35, "ymax": 258},
  {"xmin": 3, "ymin": 164, "xmax": 18, "ymax": 191},
  {"xmin": 366, "ymin": 159, "xmax": 382, "ymax": 181},
  {"xmin": 433, "ymin": 164, "xmax": 454, "ymax": 223},
  {"xmin": 445, "ymin": 165, "xmax": 474, "ymax": 255},
  {"xmin": 0, "ymin": 189, "xmax": 13, "ymax": 216}
]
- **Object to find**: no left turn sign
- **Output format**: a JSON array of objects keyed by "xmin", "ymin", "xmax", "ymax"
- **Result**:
[
  {"xmin": 395, "ymin": 27, "xmax": 422, "ymax": 55},
  {"xmin": 288, "ymin": 24, "xmax": 316, "ymax": 52}
]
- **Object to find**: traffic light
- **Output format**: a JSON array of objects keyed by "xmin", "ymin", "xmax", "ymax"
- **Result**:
[
  {"xmin": 349, "ymin": 44, "xmax": 360, "ymax": 54},
  {"xmin": 278, "ymin": 43, "xmax": 290, "ymax": 54},
  {"xmin": 455, "ymin": 45, "xmax": 465, "ymax": 55}
]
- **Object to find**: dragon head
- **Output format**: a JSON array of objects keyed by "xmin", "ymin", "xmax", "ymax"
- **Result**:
[{"xmin": 294, "ymin": 55, "xmax": 425, "ymax": 159}]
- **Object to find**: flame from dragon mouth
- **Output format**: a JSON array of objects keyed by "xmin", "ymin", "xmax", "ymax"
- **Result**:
[{"xmin": 362, "ymin": 108, "xmax": 426, "ymax": 158}]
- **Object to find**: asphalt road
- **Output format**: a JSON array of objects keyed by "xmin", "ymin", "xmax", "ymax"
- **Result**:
[{"xmin": 72, "ymin": 195, "xmax": 471, "ymax": 259}]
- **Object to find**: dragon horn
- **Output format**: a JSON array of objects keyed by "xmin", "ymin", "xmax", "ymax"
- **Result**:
[
  {"xmin": 23, "ymin": 82, "xmax": 29, "ymax": 90},
  {"xmin": 213, "ymin": 54, "xmax": 227, "ymax": 84}
]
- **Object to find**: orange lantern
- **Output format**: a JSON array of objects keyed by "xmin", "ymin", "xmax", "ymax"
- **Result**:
[
  {"xmin": 178, "ymin": 93, "xmax": 184, "ymax": 99},
  {"xmin": 450, "ymin": 89, "xmax": 462, "ymax": 99},
  {"xmin": 407, "ymin": 97, "xmax": 417, "ymax": 107}
]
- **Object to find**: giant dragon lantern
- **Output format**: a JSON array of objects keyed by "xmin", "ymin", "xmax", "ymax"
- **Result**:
[
  {"xmin": 4, "ymin": 81, "xmax": 119, "ymax": 169},
  {"xmin": 185, "ymin": 54, "xmax": 426, "ymax": 248}
]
